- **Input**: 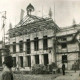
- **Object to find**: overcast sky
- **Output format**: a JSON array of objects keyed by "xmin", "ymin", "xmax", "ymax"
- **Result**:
[{"xmin": 0, "ymin": 0, "xmax": 80, "ymax": 40}]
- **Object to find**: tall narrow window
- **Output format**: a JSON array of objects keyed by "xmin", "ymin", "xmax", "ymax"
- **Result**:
[
  {"xmin": 43, "ymin": 36, "xmax": 48, "ymax": 50},
  {"xmin": 13, "ymin": 42, "xmax": 16, "ymax": 53},
  {"xmin": 26, "ymin": 39, "xmax": 31, "ymax": 54},
  {"xmin": 62, "ymin": 55, "xmax": 67, "ymax": 63},
  {"xmin": 20, "ymin": 56, "xmax": 23, "ymax": 67},
  {"xmin": 27, "ymin": 56, "xmax": 31, "ymax": 67},
  {"xmin": 13, "ymin": 57, "xmax": 16, "ymax": 67},
  {"xmin": 35, "ymin": 55, "xmax": 39, "ymax": 64},
  {"xmin": 34, "ymin": 37, "xmax": 39, "ymax": 51},
  {"xmin": 19, "ymin": 41, "xmax": 23, "ymax": 52}
]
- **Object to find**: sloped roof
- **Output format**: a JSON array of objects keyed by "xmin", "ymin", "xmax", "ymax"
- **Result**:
[
  {"xmin": 15, "ymin": 15, "xmax": 49, "ymax": 27},
  {"xmin": 9, "ymin": 15, "xmax": 60, "ymax": 38}
]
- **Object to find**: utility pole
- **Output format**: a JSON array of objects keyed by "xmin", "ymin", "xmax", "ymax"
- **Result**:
[
  {"xmin": 53, "ymin": 2, "xmax": 57, "ymax": 65},
  {"xmin": 2, "ymin": 11, "xmax": 6, "ymax": 48},
  {"xmin": 0, "ymin": 11, "xmax": 7, "ymax": 63},
  {"xmin": 54, "ymin": 26, "xmax": 57, "ymax": 65}
]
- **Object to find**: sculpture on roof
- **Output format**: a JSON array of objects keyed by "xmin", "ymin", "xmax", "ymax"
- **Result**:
[
  {"xmin": 49, "ymin": 8, "xmax": 52, "ymax": 18},
  {"xmin": 26, "ymin": 3, "xmax": 34, "ymax": 15}
]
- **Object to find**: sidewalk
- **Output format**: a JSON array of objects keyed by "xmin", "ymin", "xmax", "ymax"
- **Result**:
[{"xmin": 53, "ymin": 71, "xmax": 79, "ymax": 80}]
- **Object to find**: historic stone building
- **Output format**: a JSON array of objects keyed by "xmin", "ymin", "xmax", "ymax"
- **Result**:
[
  {"xmin": 8, "ymin": 3, "xmax": 60, "ymax": 70},
  {"xmin": 56, "ymin": 24, "xmax": 80, "ymax": 70},
  {"xmin": 8, "ymin": 15, "xmax": 60, "ymax": 70},
  {"xmin": 5, "ymin": 4, "xmax": 80, "ymax": 70}
]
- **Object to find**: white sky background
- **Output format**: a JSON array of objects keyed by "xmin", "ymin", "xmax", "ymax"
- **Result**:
[{"xmin": 0, "ymin": 0, "xmax": 80, "ymax": 40}]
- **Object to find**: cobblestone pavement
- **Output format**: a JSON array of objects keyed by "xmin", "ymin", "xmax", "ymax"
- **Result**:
[{"xmin": 53, "ymin": 71, "xmax": 80, "ymax": 80}]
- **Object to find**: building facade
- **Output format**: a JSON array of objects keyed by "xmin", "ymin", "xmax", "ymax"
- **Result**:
[
  {"xmin": 5, "ymin": 4, "xmax": 80, "ymax": 70},
  {"xmin": 56, "ymin": 25, "xmax": 80, "ymax": 70},
  {"xmin": 8, "ymin": 14, "xmax": 60, "ymax": 70}
]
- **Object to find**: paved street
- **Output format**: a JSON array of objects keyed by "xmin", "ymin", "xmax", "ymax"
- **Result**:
[{"xmin": 54, "ymin": 71, "xmax": 80, "ymax": 80}]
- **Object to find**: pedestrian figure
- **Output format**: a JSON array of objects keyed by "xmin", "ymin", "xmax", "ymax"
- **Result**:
[
  {"xmin": 1, "ymin": 56, "xmax": 13, "ymax": 80},
  {"xmin": 62, "ymin": 63, "xmax": 65, "ymax": 75}
]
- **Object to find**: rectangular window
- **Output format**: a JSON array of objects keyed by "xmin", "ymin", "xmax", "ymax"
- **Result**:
[
  {"xmin": 44, "ymin": 54, "xmax": 48, "ymax": 66},
  {"xmin": 13, "ymin": 42, "xmax": 16, "ymax": 53},
  {"xmin": 61, "ymin": 43, "xmax": 67, "ymax": 48},
  {"xmin": 19, "ymin": 41, "xmax": 23, "ymax": 53},
  {"xmin": 13, "ymin": 57, "xmax": 16, "ymax": 67},
  {"xmin": 43, "ymin": 36, "xmax": 48, "ymax": 50},
  {"xmin": 34, "ymin": 37, "xmax": 39, "ymax": 51},
  {"xmin": 13, "ymin": 33, "xmax": 15, "ymax": 37},
  {"xmin": 35, "ymin": 55, "xmax": 39, "ymax": 64},
  {"xmin": 20, "ymin": 56, "xmax": 23, "ymax": 67},
  {"xmin": 26, "ymin": 39, "xmax": 31, "ymax": 54},
  {"xmin": 62, "ymin": 55, "xmax": 67, "ymax": 63},
  {"xmin": 27, "ymin": 56, "xmax": 31, "ymax": 67}
]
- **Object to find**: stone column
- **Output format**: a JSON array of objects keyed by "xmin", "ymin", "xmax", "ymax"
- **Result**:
[
  {"xmin": 2, "ymin": 53, "xmax": 4, "ymax": 63},
  {"xmin": 16, "ymin": 44, "xmax": 19, "ymax": 52},
  {"xmin": 10, "ymin": 45, "xmax": 13, "ymax": 53},
  {"xmin": 48, "ymin": 53, "xmax": 52, "ymax": 64},
  {"xmin": 16, "ymin": 56, "xmax": 20, "ymax": 67},
  {"xmin": 31, "ymin": 55, "xmax": 35, "ymax": 67},
  {"xmin": 52, "ymin": 38, "xmax": 56, "ymax": 63},
  {"xmin": 24, "ymin": 56, "xmax": 28, "ymax": 67},
  {"xmin": 39, "ymin": 54, "xmax": 44, "ymax": 64},
  {"xmin": 23, "ymin": 56, "xmax": 26, "ymax": 67},
  {"xmin": 23, "ymin": 43, "xmax": 26, "ymax": 51}
]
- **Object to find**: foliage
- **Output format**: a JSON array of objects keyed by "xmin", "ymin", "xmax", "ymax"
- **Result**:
[
  {"xmin": 48, "ymin": 62, "xmax": 57, "ymax": 72},
  {"xmin": 72, "ymin": 60, "xmax": 79, "ymax": 70},
  {"xmin": 13, "ymin": 71, "xmax": 30, "ymax": 74},
  {"xmin": 31, "ymin": 64, "xmax": 49, "ymax": 74}
]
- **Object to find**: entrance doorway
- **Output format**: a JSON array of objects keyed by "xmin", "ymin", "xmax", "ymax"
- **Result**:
[
  {"xmin": 20, "ymin": 56, "xmax": 23, "ymax": 67},
  {"xmin": 44, "ymin": 54, "xmax": 48, "ymax": 66},
  {"xmin": 35, "ymin": 55, "xmax": 39, "ymax": 64},
  {"xmin": 13, "ymin": 57, "xmax": 16, "ymax": 67},
  {"xmin": 27, "ymin": 56, "xmax": 31, "ymax": 67}
]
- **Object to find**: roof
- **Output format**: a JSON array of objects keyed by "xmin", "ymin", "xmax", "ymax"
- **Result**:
[
  {"xmin": 60, "ymin": 24, "xmax": 80, "ymax": 31},
  {"xmin": 57, "ymin": 24, "xmax": 80, "ymax": 37},
  {"xmin": 9, "ymin": 15, "xmax": 60, "ymax": 38},
  {"xmin": 15, "ymin": 15, "xmax": 46, "ymax": 27}
]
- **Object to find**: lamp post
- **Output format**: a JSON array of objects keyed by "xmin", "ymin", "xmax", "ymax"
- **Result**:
[{"xmin": 76, "ymin": 32, "xmax": 80, "ymax": 69}]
